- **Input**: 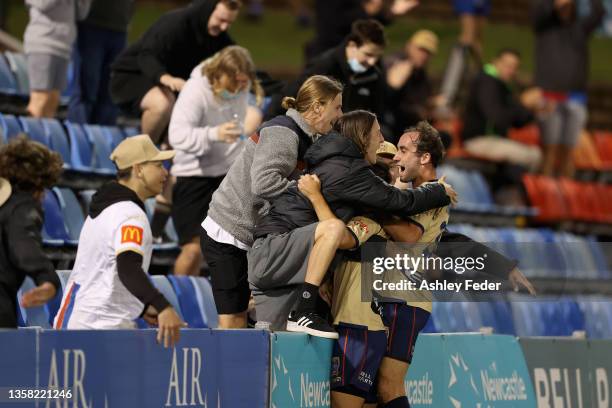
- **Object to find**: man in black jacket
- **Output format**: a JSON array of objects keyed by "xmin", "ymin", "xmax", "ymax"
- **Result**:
[
  {"xmin": 0, "ymin": 137, "xmax": 63, "ymax": 328},
  {"xmin": 268, "ymin": 19, "xmax": 387, "ymax": 124},
  {"xmin": 461, "ymin": 48, "xmax": 544, "ymax": 172},
  {"xmin": 110, "ymin": 0, "xmax": 240, "ymax": 143}
]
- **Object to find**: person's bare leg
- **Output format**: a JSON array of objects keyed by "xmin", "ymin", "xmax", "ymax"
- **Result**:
[
  {"xmin": 304, "ymin": 219, "xmax": 354, "ymax": 286},
  {"xmin": 27, "ymin": 91, "xmax": 51, "ymax": 118},
  {"xmin": 151, "ymin": 175, "xmax": 175, "ymax": 239},
  {"xmin": 43, "ymin": 90, "xmax": 61, "ymax": 118},
  {"xmin": 459, "ymin": 14, "xmax": 477, "ymax": 48},
  {"xmin": 540, "ymin": 144, "xmax": 559, "ymax": 176},
  {"xmin": 331, "ymin": 391, "xmax": 365, "ymax": 408},
  {"xmin": 140, "ymin": 86, "xmax": 175, "ymax": 143},
  {"xmin": 558, "ymin": 145, "xmax": 575, "ymax": 178},
  {"xmin": 473, "ymin": 16, "xmax": 487, "ymax": 61},
  {"xmin": 174, "ymin": 237, "xmax": 203, "ymax": 276},
  {"xmin": 218, "ymin": 311, "xmax": 247, "ymax": 328},
  {"xmin": 377, "ymin": 357, "xmax": 410, "ymax": 404}
]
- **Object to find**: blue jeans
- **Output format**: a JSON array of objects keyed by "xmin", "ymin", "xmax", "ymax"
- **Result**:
[{"xmin": 67, "ymin": 24, "xmax": 127, "ymax": 125}]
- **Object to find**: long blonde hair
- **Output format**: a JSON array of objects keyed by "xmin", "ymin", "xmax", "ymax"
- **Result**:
[
  {"xmin": 281, "ymin": 75, "xmax": 343, "ymax": 113},
  {"xmin": 203, "ymin": 45, "xmax": 264, "ymax": 105}
]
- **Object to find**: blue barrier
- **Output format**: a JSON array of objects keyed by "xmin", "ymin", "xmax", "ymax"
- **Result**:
[
  {"xmin": 407, "ymin": 334, "xmax": 537, "ymax": 407},
  {"xmin": 0, "ymin": 329, "xmax": 37, "ymax": 408}
]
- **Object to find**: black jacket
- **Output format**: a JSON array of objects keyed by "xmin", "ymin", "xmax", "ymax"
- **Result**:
[
  {"xmin": 533, "ymin": 0, "xmax": 604, "ymax": 92},
  {"xmin": 0, "ymin": 189, "xmax": 60, "ymax": 323},
  {"xmin": 461, "ymin": 69, "xmax": 533, "ymax": 141},
  {"xmin": 254, "ymin": 132, "xmax": 450, "ymax": 239},
  {"xmin": 269, "ymin": 42, "xmax": 386, "ymax": 122},
  {"xmin": 111, "ymin": 0, "xmax": 233, "ymax": 84}
]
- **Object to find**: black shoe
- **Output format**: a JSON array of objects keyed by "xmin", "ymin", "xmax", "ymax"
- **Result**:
[{"xmin": 286, "ymin": 311, "xmax": 338, "ymax": 339}]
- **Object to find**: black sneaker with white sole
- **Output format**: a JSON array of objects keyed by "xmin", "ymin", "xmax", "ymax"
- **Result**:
[{"xmin": 286, "ymin": 311, "xmax": 339, "ymax": 339}]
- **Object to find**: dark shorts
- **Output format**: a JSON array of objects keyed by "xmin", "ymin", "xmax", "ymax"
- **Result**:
[
  {"xmin": 379, "ymin": 303, "xmax": 431, "ymax": 363},
  {"xmin": 109, "ymin": 70, "xmax": 156, "ymax": 116},
  {"xmin": 200, "ymin": 229, "xmax": 250, "ymax": 314},
  {"xmin": 331, "ymin": 324, "xmax": 387, "ymax": 403},
  {"xmin": 453, "ymin": 0, "xmax": 491, "ymax": 16},
  {"xmin": 172, "ymin": 176, "xmax": 224, "ymax": 246}
]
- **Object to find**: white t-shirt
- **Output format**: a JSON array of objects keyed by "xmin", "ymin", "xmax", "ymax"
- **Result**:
[{"xmin": 54, "ymin": 201, "xmax": 153, "ymax": 329}]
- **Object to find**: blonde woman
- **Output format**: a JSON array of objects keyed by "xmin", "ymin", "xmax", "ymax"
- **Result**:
[
  {"xmin": 169, "ymin": 46, "xmax": 263, "ymax": 277},
  {"xmin": 201, "ymin": 75, "xmax": 343, "ymax": 328}
]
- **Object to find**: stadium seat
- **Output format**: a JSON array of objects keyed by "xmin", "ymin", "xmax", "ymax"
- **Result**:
[
  {"xmin": 508, "ymin": 125, "xmax": 540, "ymax": 146},
  {"xmin": 18, "ymin": 116, "xmax": 49, "ymax": 146},
  {"xmin": 83, "ymin": 124, "xmax": 116, "ymax": 173},
  {"xmin": 0, "ymin": 53, "xmax": 18, "ymax": 94},
  {"xmin": 53, "ymin": 187, "xmax": 85, "ymax": 242},
  {"xmin": 56, "ymin": 270, "xmax": 72, "ymax": 289},
  {"xmin": 0, "ymin": 113, "xmax": 22, "ymax": 142},
  {"xmin": 522, "ymin": 174, "xmax": 569, "ymax": 222},
  {"xmin": 167, "ymin": 276, "xmax": 212, "ymax": 328},
  {"xmin": 577, "ymin": 296, "xmax": 612, "ymax": 339},
  {"xmin": 592, "ymin": 131, "xmax": 612, "ymax": 170},
  {"xmin": 42, "ymin": 119, "xmax": 72, "ymax": 168},
  {"xmin": 42, "ymin": 189, "xmax": 71, "ymax": 246},
  {"xmin": 144, "ymin": 198, "xmax": 179, "ymax": 248},
  {"xmin": 150, "ymin": 275, "xmax": 184, "ymax": 320},
  {"xmin": 16, "ymin": 276, "xmax": 57, "ymax": 328},
  {"xmin": 64, "ymin": 121, "xmax": 103, "ymax": 174},
  {"xmin": 123, "ymin": 126, "xmax": 140, "ymax": 137},
  {"xmin": 189, "ymin": 276, "xmax": 219, "ymax": 328},
  {"xmin": 4, "ymin": 52, "xmax": 29, "ymax": 95},
  {"xmin": 103, "ymin": 126, "xmax": 125, "ymax": 150}
]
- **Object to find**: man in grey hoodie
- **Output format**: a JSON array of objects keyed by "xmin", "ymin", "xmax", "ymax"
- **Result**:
[{"xmin": 24, "ymin": 0, "xmax": 92, "ymax": 118}]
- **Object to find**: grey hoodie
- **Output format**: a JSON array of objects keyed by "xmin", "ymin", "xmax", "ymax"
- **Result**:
[
  {"xmin": 24, "ymin": 0, "xmax": 92, "ymax": 60},
  {"xmin": 204, "ymin": 109, "xmax": 319, "ymax": 246}
]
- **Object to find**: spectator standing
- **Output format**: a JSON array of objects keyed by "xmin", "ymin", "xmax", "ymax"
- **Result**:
[
  {"xmin": 169, "ymin": 46, "xmax": 263, "ymax": 276},
  {"xmin": 269, "ymin": 19, "xmax": 387, "ymax": 123},
  {"xmin": 110, "ymin": 0, "xmax": 241, "ymax": 144},
  {"xmin": 385, "ymin": 29, "xmax": 442, "ymax": 143},
  {"xmin": 201, "ymin": 75, "xmax": 343, "ymax": 329},
  {"xmin": 0, "ymin": 137, "xmax": 63, "ymax": 328},
  {"xmin": 24, "ymin": 0, "xmax": 92, "ymax": 118},
  {"xmin": 67, "ymin": 0, "xmax": 135, "ymax": 125},
  {"xmin": 533, "ymin": 0, "xmax": 605, "ymax": 177}
]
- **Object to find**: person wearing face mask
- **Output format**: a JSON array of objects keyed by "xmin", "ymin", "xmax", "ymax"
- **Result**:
[
  {"xmin": 110, "ymin": 0, "xmax": 242, "ymax": 144},
  {"xmin": 267, "ymin": 19, "xmax": 387, "ymax": 124},
  {"xmin": 168, "ymin": 46, "xmax": 264, "ymax": 277},
  {"xmin": 200, "ymin": 75, "xmax": 344, "ymax": 328},
  {"xmin": 248, "ymin": 111, "xmax": 456, "ymax": 336}
]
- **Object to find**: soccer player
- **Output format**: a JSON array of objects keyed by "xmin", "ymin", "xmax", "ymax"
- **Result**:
[{"xmin": 53, "ymin": 135, "xmax": 185, "ymax": 348}]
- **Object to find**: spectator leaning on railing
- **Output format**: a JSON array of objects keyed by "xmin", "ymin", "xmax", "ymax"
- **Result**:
[{"xmin": 0, "ymin": 136, "xmax": 63, "ymax": 328}]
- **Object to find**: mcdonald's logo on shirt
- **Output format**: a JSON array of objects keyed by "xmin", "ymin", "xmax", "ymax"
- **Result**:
[{"xmin": 121, "ymin": 225, "xmax": 143, "ymax": 245}]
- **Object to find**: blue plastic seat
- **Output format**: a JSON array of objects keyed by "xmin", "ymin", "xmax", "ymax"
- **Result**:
[
  {"xmin": 83, "ymin": 124, "xmax": 116, "ymax": 173},
  {"xmin": 55, "ymin": 270, "xmax": 72, "ymax": 289},
  {"xmin": 41, "ymin": 119, "xmax": 71, "ymax": 167},
  {"xmin": 577, "ymin": 296, "xmax": 612, "ymax": 339},
  {"xmin": 189, "ymin": 276, "xmax": 219, "ymax": 328},
  {"xmin": 18, "ymin": 117, "xmax": 49, "ymax": 146},
  {"xmin": 0, "ymin": 54, "xmax": 18, "ymax": 94},
  {"xmin": 0, "ymin": 113, "xmax": 23, "ymax": 143},
  {"xmin": 64, "ymin": 121, "xmax": 100, "ymax": 174},
  {"xmin": 103, "ymin": 126, "xmax": 125, "ymax": 150},
  {"xmin": 53, "ymin": 187, "xmax": 84, "ymax": 243},
  {"xmin": 150, "ymin": 275, "xmax": 184, "ymax": 320},
  {"xmin": 17, "ymin": 277, "xmax": 56, "ymax": 328},
  {"xmin": 42, "ymin": 190, "xmax": 71, "ymax": 245},
  {"xmin": 4, "ymin": 52, "xmax": 29, "ymax": 95},
  {"xmin": 122, "ymin": 126, "xmax": 140, "ymax": 137},
  {"xmin": 167, "ymin": 276, "xmax": 209, "ymax": 328}
]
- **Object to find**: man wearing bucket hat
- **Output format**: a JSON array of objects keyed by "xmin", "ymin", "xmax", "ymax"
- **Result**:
[
  {"xmin": 0, "ymin": 136, "xmax": 63, "ymax": 328},
  {"xmin": 53, "ymin": 135, "xmax": 185, "ymax": 348}
]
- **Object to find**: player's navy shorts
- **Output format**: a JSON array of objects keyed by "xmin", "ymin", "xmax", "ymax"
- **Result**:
[
  {"xmin": 331, "ymin": 324, "xmax": 386, "ymax": 402},
  {"xmin": 453, "ymin": 0, "xmax": 491, "ymax": 16},
  {"xmin": 380, "ymin": 303, "xmax": 431, "ymax": 363}
]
